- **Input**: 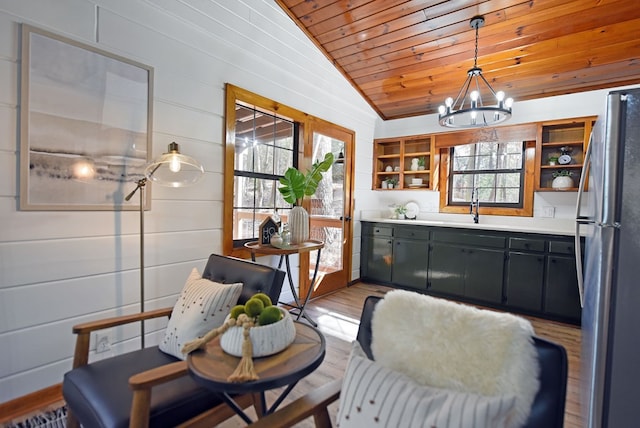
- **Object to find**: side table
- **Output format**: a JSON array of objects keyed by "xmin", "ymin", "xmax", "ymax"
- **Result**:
[
  {"xmin": 188, "ymin": 322, "xmax": 326, "ymax": 424},
  {"xmin": 244, "ymin": 240, "xmax": 324, "ymax": 326}
]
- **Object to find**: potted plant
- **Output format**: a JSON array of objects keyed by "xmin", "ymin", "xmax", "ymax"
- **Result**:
[
  {"xmin": 278, "ymin": 152, "xmax": 334, "ymax": 243},
  {"xmin": 417, "ymin": 156, "xmax": 426, "ymax": 170},
  {"xmin": 395, "ymin": 204, "xmax": 407, "ymax": 219},
  {"xmin": 386, "ymin": 177, "xmax": 399, "ymax": 189},
  {"xmin": 551, "ymin": 170, "xmax": 574, "ymax": 189},
  {"xmin": 548, "ymin": 155, "xmax": 559, "ymax": 166}
]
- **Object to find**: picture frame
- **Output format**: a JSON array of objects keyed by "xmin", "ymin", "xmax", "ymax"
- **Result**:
[{"xmin": 19, "ymin": 24, "xmax": 154, "ymax": 211}]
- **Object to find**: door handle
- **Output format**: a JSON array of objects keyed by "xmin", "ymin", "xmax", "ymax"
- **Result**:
[{"xmin": 339, "ymin": 216, "xmax": 352, "ymax": 221}]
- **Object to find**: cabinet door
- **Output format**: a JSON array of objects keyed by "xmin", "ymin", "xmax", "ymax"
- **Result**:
[
  {"xmin": 464, "ymin": 248, "xmax": 505, "ymax": 304},
  {"xmin": 362, "ymin": 236, "xmax": 393, "ymax": 283},
  {"xmin": 392, "ymin": 238, "xmax": 429, "ymax": 290},
  {"xmin": 428, "ymin": 243, "xmax": 464, "ymax": 296},
  {"xmin": 545, "ymin": 255, "xmax": 581, "ymax": 322},
  {"xmin": 506, "ymin": 252, "xmax": 544, "ymax": 311}
]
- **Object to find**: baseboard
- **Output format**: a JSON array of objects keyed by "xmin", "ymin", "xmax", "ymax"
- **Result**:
[{"xmin": 0, "ymin": 383, "xmax": 63, "ymax": 424}]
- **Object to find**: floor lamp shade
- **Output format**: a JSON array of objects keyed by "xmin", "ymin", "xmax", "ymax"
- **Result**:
[
  {"xmin": 145, "ymin": 142, "xmax": 204, "ymax": 187},
  {"xmin": 126, "ymin": 142, "xmax": 204, "ymax": 348}
]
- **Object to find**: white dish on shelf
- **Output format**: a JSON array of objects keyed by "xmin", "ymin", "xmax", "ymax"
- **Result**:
[
  {"xmin": 408, "ymin": 183, "xmax": 427, "ymax": 188},
  {"xmin": 405, "ymin": 201, "xmax": 419, "ymax": 219}
]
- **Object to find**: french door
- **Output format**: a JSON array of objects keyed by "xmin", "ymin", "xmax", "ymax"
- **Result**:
[{"xmin": 299, "ymin": 121, "xmax": 354, "ymax": 299}]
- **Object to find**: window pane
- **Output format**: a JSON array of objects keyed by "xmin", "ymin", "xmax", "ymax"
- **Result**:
[
  {"xmin": 449, "ymin": 141, "xmax": 524, "ymax": 207},
  {"xmin": 232, "ymin": 103, "xmax": 296, "ymax": 245},
  {"xmin": 254, "ymin": 143, "xmax": 274, "ymax": 175}
]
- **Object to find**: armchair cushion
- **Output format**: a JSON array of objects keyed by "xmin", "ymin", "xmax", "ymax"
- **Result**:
[
  {"xmin": 159, "ymin": 267, "xmax": 242, "ymax": 360},
  {"xmin": 63, "ymin": 347, "xmax": 222, "ymax": 428},
  {"xmin": 337, "ymin": 341, "xmax": 519, "ymax": 428},
  {"xmin": 371, "ymin": 290, "xmax": 539, "ymax": 426}
]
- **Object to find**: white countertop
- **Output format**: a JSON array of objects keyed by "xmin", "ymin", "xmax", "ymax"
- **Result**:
[{"xmin": 361, "ymin": 214, "xmax": 577, "ymax": 236}]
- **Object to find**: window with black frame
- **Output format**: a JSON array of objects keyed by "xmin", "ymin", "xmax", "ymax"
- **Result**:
[
  {"xmin": 449, "ymin": 141, "xmax": 524, "ymax": 207},
  {"xmin": 232, "ymin": 102, "xmax": 298, "ymax": 247}
]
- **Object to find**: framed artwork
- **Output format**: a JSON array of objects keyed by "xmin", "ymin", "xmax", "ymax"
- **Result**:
[{"xmin": 19, "ymin": 24, "xmax": 154, "ymax": 210}]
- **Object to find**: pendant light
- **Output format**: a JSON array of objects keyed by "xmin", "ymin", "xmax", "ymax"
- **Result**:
[{"xmin": 438, "ymin": 16, "xmax": 513, "ymax": 128}]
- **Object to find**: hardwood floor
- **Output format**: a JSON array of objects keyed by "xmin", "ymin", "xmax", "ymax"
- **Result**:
[{"xmin": 219, "ymin": 282, "xmax": 583, "ymax": 427}]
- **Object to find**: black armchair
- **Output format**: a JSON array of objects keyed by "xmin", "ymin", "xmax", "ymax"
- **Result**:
[
  {"xmin": 249, "ymin": 295, "xmax": 568, "ymax": 428},
  {"xmin": 62, "ymin": 254, "xmax": 285, "ymax": 428}
]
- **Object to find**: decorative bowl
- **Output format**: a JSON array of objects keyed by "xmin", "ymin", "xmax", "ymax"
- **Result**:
[{"xmin": 220, "ymin": 308, "xmax": 296, "ymax": 357}]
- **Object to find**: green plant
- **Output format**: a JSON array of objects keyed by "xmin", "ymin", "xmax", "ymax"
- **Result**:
[
  {"xmin": 278, "ymin": 153, "xmax": 334, "ymax": 205},
  {"xmin": 395, "ymin": 205, "xmax": 407, "ymax": 215},
  {"xmin": 386, "ymin": 177, "xmax": 399, "ymax": 187},
  {"xmin": 417, "ymin": 156, "xmax": 426, "ymax": 167},
  {"xmin": 552, "ymin": 170, "xmax": 573, "ymax": 178},
  {"xmin": 548, "ymin": 155, "xmax": 559, "ymax": 163}
]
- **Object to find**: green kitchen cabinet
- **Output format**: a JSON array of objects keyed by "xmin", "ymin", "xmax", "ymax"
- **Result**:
[
  {"xmin": 464, "ymin": 247, "xmax": 505, "ymax": 304},
  {"xmin": 428, "ymin": 243, "xmax": 465, "ymax": 296},
  {"xmin": 505, "ymin": 252, "xmax": 545, "ymax": 311},
  {"xmin": 360, "ymin": 221, "xmax": 582, "ymax": 324},
  {"xmin": 429, "ymin": 230, "xmax": 505, "ymax": 304},
  {"xmin": 361, "ymin": 225, "xmax": 393, "ymax": 283},
  {"xmin": 545, "ymin": 254, "xmax": 581, "ymax": 322},
  {"xmin": 505, "ymin": 236, "xmax": 546, "ymax": 312},
  {"xmin": 392, "ymin": 227, "xmax": 429, "ymax": 290}
]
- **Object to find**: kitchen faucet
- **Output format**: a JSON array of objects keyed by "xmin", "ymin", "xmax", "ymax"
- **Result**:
[{"xmin": 470, "ymin": 188, "xmax": 480, "ymax": 223}]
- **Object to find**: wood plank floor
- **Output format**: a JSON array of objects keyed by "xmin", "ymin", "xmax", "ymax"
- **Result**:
[{"xmin": 220, "ymin": 282, "xmax": 583, "ymax": 427}]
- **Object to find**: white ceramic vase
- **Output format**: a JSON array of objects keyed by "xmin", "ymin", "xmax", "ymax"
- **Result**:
[
  {"xmin": 551, "ymin": 175, "xmax": 574, "ymax": 190},
  {"xmin": 289, "ymin": 205, "xmax": 309, "ymax": 244}
]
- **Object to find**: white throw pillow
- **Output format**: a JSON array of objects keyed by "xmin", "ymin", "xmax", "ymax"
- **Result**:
[
  {"xmin": 371, "ymin": 290, "xmax": 539, "ymax": 427},
  {"xmin": 337, "ymin": 341, "xmax": 518, "ymax": 428},
  {"xmin": 159, "ymin": 268, "xmax": 242, "ymax": 360}
]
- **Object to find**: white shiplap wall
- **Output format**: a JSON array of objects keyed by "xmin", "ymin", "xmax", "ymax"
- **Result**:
[{"xmin": 0, "ymin": 0, "xmax": 377, "ymax": 403}]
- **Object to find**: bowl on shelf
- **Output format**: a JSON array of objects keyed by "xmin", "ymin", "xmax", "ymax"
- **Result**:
[{"xmin": 411, "ymin": 178, "xmax": 423, "ymax": 185}]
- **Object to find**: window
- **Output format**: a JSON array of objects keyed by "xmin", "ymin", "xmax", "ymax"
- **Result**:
[
  {"xmin": 232, "ymin": 102, "xmax": 297, "ymax": 247},
  {"xmin": 449, "ymin": 141, "xmax": 524, "ymax": 208}
]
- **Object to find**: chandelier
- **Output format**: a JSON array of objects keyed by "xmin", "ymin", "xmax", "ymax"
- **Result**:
[{"xmin": 438, "ymin": 16, "xmax": 513, "ymax": 128}]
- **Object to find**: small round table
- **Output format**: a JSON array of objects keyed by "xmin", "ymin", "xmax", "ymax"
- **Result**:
[
  {"xmin": 188, "ymin": 322, "xmax": 325, "ymax": 423},
  {"xmin": 244, "ymin": 240, "xmax": 324, "ymax": 326}
]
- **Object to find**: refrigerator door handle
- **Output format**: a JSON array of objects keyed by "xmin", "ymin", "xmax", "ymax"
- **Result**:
[{"xmin": 574, "ymin": 132, "xmax": 593, "ymax": 308}]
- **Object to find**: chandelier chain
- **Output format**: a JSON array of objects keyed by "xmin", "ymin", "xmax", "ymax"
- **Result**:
[{"xmin": 474, "ymin": 24, "xmax": 479, "ymax": 69}]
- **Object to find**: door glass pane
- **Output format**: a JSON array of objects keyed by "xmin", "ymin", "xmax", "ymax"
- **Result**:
[{"xmin": 310, "ymin": 132, "xmax": 345, "ymax": 275}]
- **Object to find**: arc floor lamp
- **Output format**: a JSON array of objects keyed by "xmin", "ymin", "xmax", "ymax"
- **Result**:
[{"xmin": 125, "ymin": 142, "xmax": 204, "ymax": 347}]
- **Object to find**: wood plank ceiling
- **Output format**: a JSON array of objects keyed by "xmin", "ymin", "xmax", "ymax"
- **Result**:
[{"xmin": 275, "ymin": 0, "xmax": 640, "ymax": 120}]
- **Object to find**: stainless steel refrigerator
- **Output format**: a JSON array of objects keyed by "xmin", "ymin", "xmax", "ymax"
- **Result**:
[{"xmin": 575, "ymin": 88, "xmax": 640, "ymax": 427}]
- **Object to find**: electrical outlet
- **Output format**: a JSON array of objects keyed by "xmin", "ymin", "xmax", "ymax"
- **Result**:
[
  {"xmin": 542, "ymin": 206, "xmax": 555, "ymax": 218},
  {"xmin": 96, "ymin": 331, "xmax": 111, "ymax": 353}
]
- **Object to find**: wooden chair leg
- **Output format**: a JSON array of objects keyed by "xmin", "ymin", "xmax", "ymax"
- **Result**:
[
  {"xmin": 313, "ymin": 408, "xmax": 332, "ymax": 428},
  {"xmin": 66, "ymin": 410, "xmax": 80, "ymax": 428},
  {"xmin": 129, "ymin": 389, "xmax": 151, "ymax": 428}
]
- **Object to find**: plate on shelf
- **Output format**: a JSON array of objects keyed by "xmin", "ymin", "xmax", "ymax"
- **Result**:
[
  {"xmin": 405, "ymin": 201, "xmax": 419, "ymax": 219},
  {"xmin": 408, "ymin": 183, "xmax": 427, "ymax": 188}
]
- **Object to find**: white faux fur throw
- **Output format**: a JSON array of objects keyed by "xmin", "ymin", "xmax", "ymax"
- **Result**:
[{"xmin": 371, "ymin": 290, "xmax": 540, "ymax": 428}]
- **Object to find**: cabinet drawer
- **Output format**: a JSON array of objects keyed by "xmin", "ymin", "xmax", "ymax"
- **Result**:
[
  {"xmin": 362, "ymin": 224, "xmax": 394, "ymax": 237},
  {"xmin": 371, "ymin": 226, "xmax": 393, "ymax": 237},
  {"xmin": 431, "ymin": 230, "xmax": 505, "ymax": 249},
  {"xmin": 509, "ymin": 237, "xmax": 545, "ymax": 252},
  {"xmin": 549, "ymin": 241, "xmax": 575, "ymax": 255},
  {"xmin": 395, "ymin": 227, "xmax": 429, "ymax": 240}
]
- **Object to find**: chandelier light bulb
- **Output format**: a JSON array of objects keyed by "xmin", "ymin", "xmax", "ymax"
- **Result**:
[
  {"xmin": 505, "ymin": 97, "xmax": 514, "ymax": 108},
  {"xmin": 470, "ymin": 91, "xmax": 479, "ymax": 101},
  {"xmin": 438, "ymin": 105, "xmax": 446, "ymax": 115},
  {"xmin": 445, "ymin": 97, "xmax": 453, "ymax": 107},
  {"xmin": 496, "ymin": 91, "xmax": 505, "ymax": 101}
]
